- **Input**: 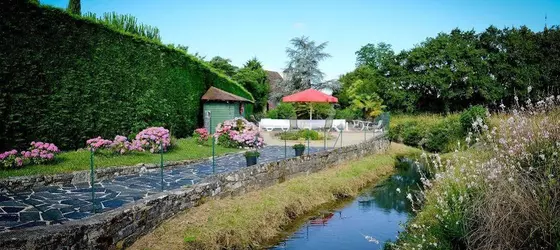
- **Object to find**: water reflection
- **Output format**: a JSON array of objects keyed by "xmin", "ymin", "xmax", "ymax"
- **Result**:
[{"xmin": 270, "ymin": 158, "xmax": 422, "ymax": 250}]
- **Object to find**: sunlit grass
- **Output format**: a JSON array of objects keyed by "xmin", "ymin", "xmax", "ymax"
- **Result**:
[{"xmin": 0, "ymin": 138, "xmax": 239, "ymax": 178}]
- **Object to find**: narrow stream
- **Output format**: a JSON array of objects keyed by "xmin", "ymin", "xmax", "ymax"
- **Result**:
[{"xmin": 270, "ymin": 158, "xmax": 421, "ymax": 250}]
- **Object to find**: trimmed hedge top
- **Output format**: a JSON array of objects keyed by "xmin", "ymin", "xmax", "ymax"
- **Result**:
[{"xmin": 0, "ymin": 0, "xmax": 253, "ymax": 151}]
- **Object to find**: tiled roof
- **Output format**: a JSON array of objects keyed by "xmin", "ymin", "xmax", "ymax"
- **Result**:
[{"xmin": 201, "ymin": 87, "xmax": 253, "ymax": 103}]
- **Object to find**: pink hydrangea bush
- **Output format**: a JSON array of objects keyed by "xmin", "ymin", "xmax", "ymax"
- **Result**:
[
  {"xmin": 110, "ymin": 135, "xmax": 144, "ymax": 154},
  {"xmin": 135, "ymin": 127, "xmax": 172, "ymax": 153},
  {"xmin": 214, "ymin": 118, "xmax": 264, "ymax": 148},
  {"xmin": 20, "ymin": 141, "xmax": 60, "ymax": 165},
  {"xmin": 0, "ymin": 150, "xmax": 21, "ymax": 168},
  {"xmin": 193, "ymin": 128, "xmax": 209, "ymax": 145},
  {"xmin": 86, "ymin": 136, "xmax": 113, "ymax": 151},
  {"xmin": 1, "ymin": 141, "xmax": 60, "ymax": 169}
]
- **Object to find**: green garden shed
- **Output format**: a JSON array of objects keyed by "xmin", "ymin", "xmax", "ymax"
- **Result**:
[{"xmin": 202, "ymin": 87, "xmax": 254, "ymax": 133}]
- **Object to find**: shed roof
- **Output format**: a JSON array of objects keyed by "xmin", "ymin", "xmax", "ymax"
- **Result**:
[{"xmin": 201, "ymin": 87, "xmax": 254, "ymax": 103}]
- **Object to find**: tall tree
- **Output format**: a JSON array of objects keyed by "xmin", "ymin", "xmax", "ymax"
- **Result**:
[
  {"xmin": 355, "ymin": 42, "xmax": 394, "ymax": 70},
  {"xmin": 207, "ymin": 56, "xmax": 237, "ymax": 77},
  {"xmin": 233, "ymin": 58, "xmax": 270, "ymax": 112},
  {"xmin": 280, "ymin": 36, "xmax": 331, "ymax": 98},
  {"xmin": 67, "ymin": 0, "xmax": 80, "ymax": 15}
]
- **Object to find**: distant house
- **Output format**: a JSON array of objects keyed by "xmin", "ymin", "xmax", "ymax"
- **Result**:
[{"xmin": 265, "ymin": 70, "xmax": 283, "ymax": 110}]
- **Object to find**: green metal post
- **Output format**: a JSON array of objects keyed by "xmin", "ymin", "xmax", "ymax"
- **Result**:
[
  {"xmin": 307, "ymin": 135, "xmax": 310, "ymax": 155},
  {"xmin": 211, "ymin": 113, "xmax": 215, "ymax": 174},
  {"xmin": 160, "ymin": 140, "xmax": 164, "ymax": 192},
  {"xmin": 340, "ymin": 129, "xmax": 343, "ymax": 148},
  {"xmin": 284, "ymin": 130, "xmax": 287, "ymax": 158},
  {"xmin": 323, "ymin": 130, "xmax": 326, "ymax": 150},
  {"xmin": 90, "ymin": 148, "xmax": 95, "ymax": 213}
]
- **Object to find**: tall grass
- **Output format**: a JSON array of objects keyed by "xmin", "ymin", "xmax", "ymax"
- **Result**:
[
  {"xmin": 391, "ymin": 96, "xmax": 560, "ymax": 249},
  {"xmin": 83, "ymin": 12, "xmax": 161, "ymax": 42}
]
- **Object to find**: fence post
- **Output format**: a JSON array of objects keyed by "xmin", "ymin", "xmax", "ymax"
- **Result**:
[
  {"xmin": 90, "ymin": 148, "xmax": 95, "ymax": 213},
  {"xmin": 284, "ymin": 130, "xmax": 287, "ymax": 158},
  {"xmin": 364, "ymin": 125, "xmax": 367, "ymax": 142},
  {"xmin": 160, "ymin": 140, "xmax": 164, "ymax": 192},
  {"xmin": 209, "ymin": 112, "xmax": 215, "ymax": 174}
]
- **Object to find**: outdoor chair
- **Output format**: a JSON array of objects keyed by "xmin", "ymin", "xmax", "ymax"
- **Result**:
[
  {"xmin": 352, "ymin": 120, "xmax": 361, "ymax": 128},
  {"xmin": 362, "ymin": 121, "xmax": 372, "ymax": 131},
  {"xmin": 372, "ymin": 120, "xmax": 383, "ymax": 132}
]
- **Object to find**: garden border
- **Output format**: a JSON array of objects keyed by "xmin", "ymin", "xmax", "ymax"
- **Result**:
[
  {"xmin": 0, "ymin": 136, "xmax": 389, "ymax": 250},
  {"xmin": 0, "ymin": 151, "xmax": 243, "ymax": 192}
]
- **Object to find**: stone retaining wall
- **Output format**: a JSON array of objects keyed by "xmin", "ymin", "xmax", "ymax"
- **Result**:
[{"xmin": 0, "ymin": 136, "xmax": 389, "ymax": 250}]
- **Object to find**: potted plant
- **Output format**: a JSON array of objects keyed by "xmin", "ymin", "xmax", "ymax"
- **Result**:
[
  {"xmin": 244, "ymin": 150, "xmax": 260, "ymax": 166},
  {"xmin": 293, "ymin": 143, "xmax": 305, "ymax": 156}
]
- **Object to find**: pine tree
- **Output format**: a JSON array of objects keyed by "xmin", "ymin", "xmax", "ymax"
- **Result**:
[{"xmin": 67, "ymin": 0, "xmax": 81, "ymax": 15}]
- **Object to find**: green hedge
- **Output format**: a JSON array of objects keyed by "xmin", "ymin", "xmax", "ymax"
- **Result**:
[{"xmin": 0, "ymin": 1, "xmax": 253, "ymax": 151}]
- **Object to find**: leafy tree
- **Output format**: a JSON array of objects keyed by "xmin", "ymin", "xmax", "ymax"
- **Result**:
[
  {"xmin": 355, "ymin": 42, "xmax": 394, "ymax": 70},
  {"xmin": 280, "ymin": 36, "xmax": 331, "ymax": 98},
  {"xmin": 243, "ymin": 57, "xmax": 263, "ymax": 71},
  {"xmin": 67, "ymin": 0, "xmax": 80, "ymax": 15},
  {"xmin": 233, "ymin": 58, "xmax": 270, "ymax": 112},
  {"xmin": 267, "ymin": 103, "xmax": 296, "ymax": 119},
  {"xmin": 28, "ymin": 0, "xmax": 39, "ymax": 4},
  {"xmin": 208, "ymin": 56, "xmax": 237, "ymax": 77}
]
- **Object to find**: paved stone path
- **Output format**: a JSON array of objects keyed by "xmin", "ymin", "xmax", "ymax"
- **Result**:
[{"xmin": 0, "ymin": 146, "xmax": 326, "ymax": 232}]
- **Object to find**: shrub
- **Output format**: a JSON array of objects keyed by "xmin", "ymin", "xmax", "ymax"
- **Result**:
[
  {"xmin": 243, "ymin": 151, "xmax": 260, "ymax": 157},
  {"xmin": 193, "ymin": 128, "xmax": 209, "ymax": 145},
  {"xmin": 21, "ymin": 141, "xmax": 60, "ymax": 165},
  {"xmin": 292, "ymin": 143, "xmax": 305, "ymax": 150},
  {"xmin": 267, "ymin": 103, "xmax": 296, "ymax": 119},
  {"xmin": 110, "ymin": 135, "xmax": 144, "ymax": 154},
  {"xmin": 215, "ymin": 118, "xmax": 264, "ymax": 148},
  {"xmin": 1, "ymin": 141, "xmax": 60, "ymax": 169},
  {"xmin": 135, "ymin": 127, "xmax": 172, "ymax": 153},
  {"xmin": 279, "ymin": 129, "xmax": 323, "ymax": 140},
  {"xmin": 334, "ymin": 107, "xmax": 359, "ymax": 120},
  {"xmin": 86, "ymin": 137, "xmax": 113, "ymax": 151},
  {"xmin": 423, "ymin": 116, "xmax": 462, "ymax": 152},
  {"xmin": 0, "ymin": 1, "xmax": 253, "ymax": 151},
  {"xmin": 401, "ymin": 122, "xmax": 424, "ymax": 146},
  {"xmin": 0, "ymin": 150, "xmax": 21, "ymax": 169},
  {"xmin": 460, "ymin": 105, "xmax": 488, "ymax": 133}
]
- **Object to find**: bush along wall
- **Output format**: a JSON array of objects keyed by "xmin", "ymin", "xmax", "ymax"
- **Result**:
[{"xmin": 0, "ymin": 1, "xmax": 253, "ymax": 151}]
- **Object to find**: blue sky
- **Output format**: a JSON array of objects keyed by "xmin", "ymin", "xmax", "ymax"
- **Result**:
[{"xmin": 43, "ymin": 0, "xmax": 559, "ymax": 80}]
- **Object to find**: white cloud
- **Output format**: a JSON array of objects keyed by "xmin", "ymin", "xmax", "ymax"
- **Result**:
[{"xmin": 293, "ymin": 22, "xmax": 306, "ymax": 30}]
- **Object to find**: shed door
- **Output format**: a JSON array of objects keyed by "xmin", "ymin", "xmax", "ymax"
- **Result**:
[{"xmin": 204, "ymin": 102, "xmax": 235, "ymax": 133}]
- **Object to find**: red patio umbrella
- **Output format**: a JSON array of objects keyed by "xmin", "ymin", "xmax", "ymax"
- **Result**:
[{"xmin": 282, "ymin": 88, "xmax": 338, "ymax": 121}]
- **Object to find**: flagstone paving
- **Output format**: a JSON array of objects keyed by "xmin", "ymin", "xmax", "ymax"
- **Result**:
[{"xmin": 0, "ymin": 146, "xmax": 326, "ymax": 232}]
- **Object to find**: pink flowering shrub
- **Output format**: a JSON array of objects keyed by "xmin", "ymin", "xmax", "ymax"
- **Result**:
[
  {"xmin": 193, "ymin": 128, "xmax": 209, "ymax": 145},
  {"xmin": 86, "ymin": 136, "xmax": 113, "ymax": 151},
  {"xmin": 20, "ymin": 141, "xmax": 60, "ymax": 165},
  {"xmin": 214, "ymin": 118, "xmax": 264, "ymax": 148},
  {"xmin": 135, "ymin": 127, "xmax": 172, "ymax": 153},
  {"xmin": 110, "ymin": 135, "xmax": 144, "ymax": 154},
  {"xmin": 0, "ymin": 150, "xmax": 21, "ymax": 169},
  {"xmin": 1, "ymin": 142, "xmax": 60, "ymax": 169}
]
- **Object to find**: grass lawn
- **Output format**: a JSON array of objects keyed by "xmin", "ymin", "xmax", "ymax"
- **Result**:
[
  {"xmin": 129, "ymin": 143, "xmax": 419, "ymax": 250},
  {"xmin": 0, "ymin": 138, "xmax": 240, "ymax": 179}
]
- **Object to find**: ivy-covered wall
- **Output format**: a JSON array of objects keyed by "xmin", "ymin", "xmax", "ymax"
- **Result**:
[{"xmin": 0, "ymin": 1, "xmax": 253, "ymax": 151}]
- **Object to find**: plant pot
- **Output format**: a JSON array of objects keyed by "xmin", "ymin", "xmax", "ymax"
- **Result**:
[
  {"xmin": 294, "ymin": 147, "xmax": 305, "ymax": 156},
  {"xmin": 245, "ymin": 155, "xmax": 258, "ymax": 166}
]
